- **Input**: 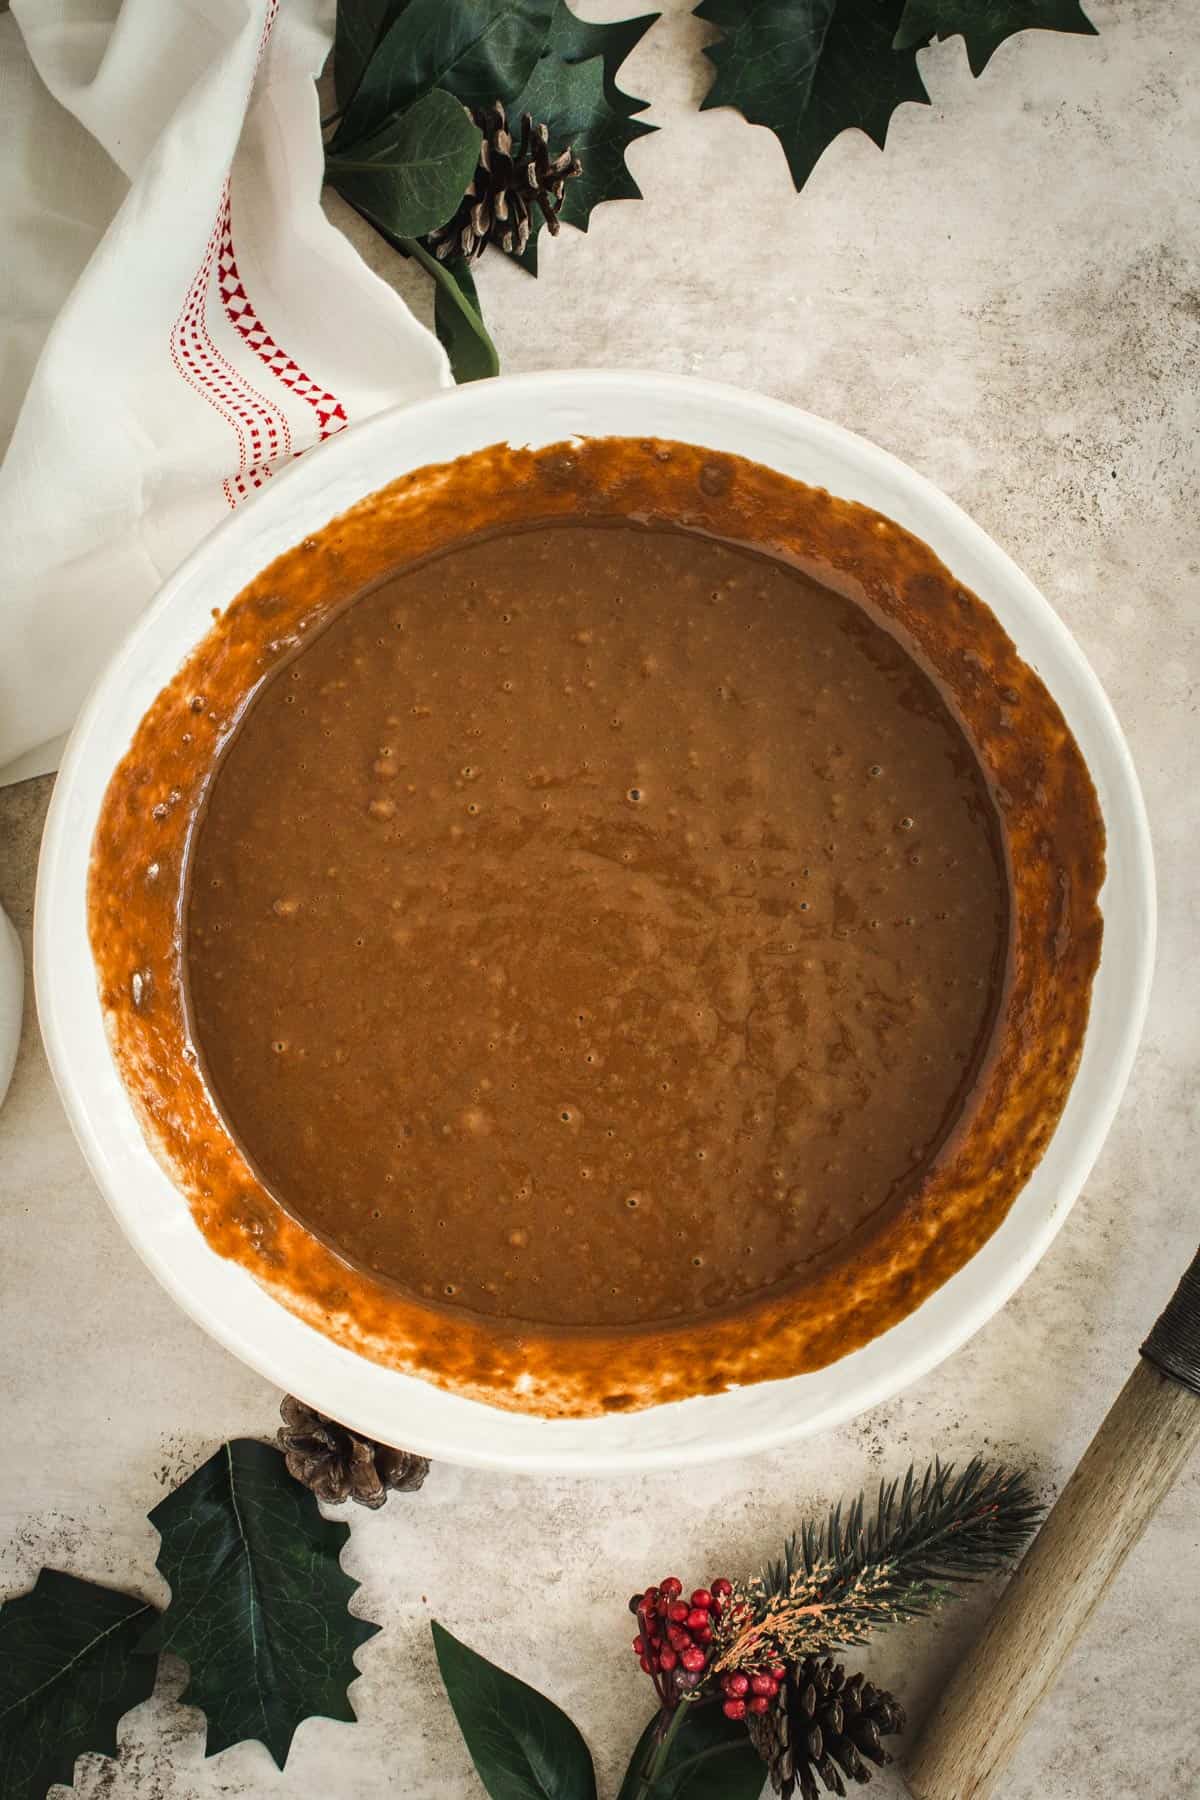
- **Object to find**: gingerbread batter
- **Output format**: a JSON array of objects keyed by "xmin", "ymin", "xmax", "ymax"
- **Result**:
[{"xmin": 185, "ymin": 522, "xmax": 1008, "ymax": 1329}]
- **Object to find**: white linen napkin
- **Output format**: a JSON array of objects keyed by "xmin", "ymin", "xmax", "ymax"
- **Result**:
[
  {"xmin": 0, "ymin": 0, "xmax": 451, "ymax": 785},
  {"xmin": 0, "ymin": 0, "xmax": 453, "ymax": 1106}
]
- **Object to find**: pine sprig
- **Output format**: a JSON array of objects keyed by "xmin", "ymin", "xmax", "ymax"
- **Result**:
[
  {"xmin": 715, "ymin": 1458, "xmax": 1041, "ymax": 1670},
  {"xmin": 771, "ymin": 1456, "xmax": 1042, "ymax": 1591}
]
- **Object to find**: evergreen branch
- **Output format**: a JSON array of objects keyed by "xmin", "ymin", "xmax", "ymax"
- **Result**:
[
  {"xmin": 774, "ymin": 1457, "xmax": 1042, "ymax": 1589},
  {"xmin": 715, "ymin": 1457, "xmax": 1041, "ymax": 1669}
]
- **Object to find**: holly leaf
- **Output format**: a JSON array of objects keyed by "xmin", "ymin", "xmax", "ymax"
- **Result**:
[
  {"xmin": 696, "ymin": 0, "xmax": 930, "ymax": 194},
  {"xmin": 693, "ymin": 0, "xmax": 742, "ymax": 24},
  {"xmin": 506, "ymin": 52, "xmax": 656, "ymax": 273},
  {"xmin": 144, "ymin": 1440, "xmax": 379, "ymax": 1770},
  {"xmin": 332, "ymin": 0, "xmax": 413, "ymax": 111},
  {"xmin": 327, "ymin": 86, "xmax": 482, "ymax": 239},
  {"xmin": 333, "ymin": 0, "xmax": 557, "ymax": 149},
  {"xmin": 893, "ymin": 0, "xmax": 1097, "ymax": 76},
  {"xmin": 432, "ymin": 1619, "xmax": 597, "ymax": 1800},
  {"xmin": 537, "ymin": 2, "xmax": 660, "ymax": 116},
  {"xmin": 0, "ymin": 1569, "xmax": 158, "ymax": 1800},
  {"xmin": 616, "ymin": 1704, "xmax": 765, "ymax": 1800}
]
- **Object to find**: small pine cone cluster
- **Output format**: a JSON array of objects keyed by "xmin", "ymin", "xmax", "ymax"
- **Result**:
[
  {"xmin": 277, "ymin": 1396, "xmax": 429, "ymax": 1509},
  {"xmin": 749, "ymin": 1657, "xmax": 907, "ymax": 1800},
  {"xmin": 629, "ymin": 1576, "xmax": 733, "ymax": 1703},
  {"xmin": 427, "ymin": 101, "xmax": 581, "ymax": 263}
]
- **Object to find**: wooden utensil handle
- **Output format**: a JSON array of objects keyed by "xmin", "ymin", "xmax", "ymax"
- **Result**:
[
  {"xmin": 908, "ymin": 1247, "xmax": 1200, "ymax": 1799},
  {"xmin": 905, "ymin": 1355, "xmax": 1200, "ymax": 1800}
]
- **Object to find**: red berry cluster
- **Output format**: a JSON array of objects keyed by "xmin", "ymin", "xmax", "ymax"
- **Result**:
[
  {"xmin": 717, "ymin": 1660, "xmax": 787, "ymax": 1721},
  {"xmin": 629, "ymin": 1576, "xmax": 733, "ymax": 1703}
]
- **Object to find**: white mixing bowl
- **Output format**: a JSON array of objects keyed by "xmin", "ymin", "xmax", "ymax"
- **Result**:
[{"xmin": 35, "ymin": 372, "xmax": 1155, "ymax": 1471}]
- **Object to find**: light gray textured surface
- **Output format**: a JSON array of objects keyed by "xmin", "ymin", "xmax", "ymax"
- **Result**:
[{"xmin": 2, "ymin": 1, "xmax": 1197, "ymax": 1794}]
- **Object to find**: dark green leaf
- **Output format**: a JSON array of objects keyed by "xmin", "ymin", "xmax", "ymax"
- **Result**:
[
  {"xmin": 0, "ymin": 1569, "xmax": 158, "ymax": 1800},
  {"xmin": 327, "ymin": 87, "xmax": 482, "ymax": 240},
  {"xmin": 893, "ymin": 0, "xmax": 1097, "ymax": 75},
  {"xmin": 696, "ymin": 0, "xmax": 930, "ymax": 194},
  {"xmin": 432, "ymin": 1619, "xmax": 597, "ymax": 1800},
  {"xmin": 538, "ymin": 2, "xmax": 660, "ymax": 116},
  {"xmin": 692, "ymin": 0, "xmax": 743, "ymax": 27},
  {"xmin": 334, "ymin": 0, "xmax": 557, "ymax": 148},
  {"xmin": 332, "ymin": 0, "xmax": 415, "ymax": 112},
  {"xmin": 428, "ymin": 250, "xmax": 501, "ymax": 382},
  {"xmin": 616, "ymin": 1705, "xmax": 765, "ymax": 1800},
  {"xmin": 398, "ymin": 236, "xmax": 500, "ymax": 381},
  {"xmin": 506, "ymin": 52, "xmax": 656, "ymax": 273},
  {"xmin": 145, "ymin": 1440, "xmax": 379, "ymax": 1770}
]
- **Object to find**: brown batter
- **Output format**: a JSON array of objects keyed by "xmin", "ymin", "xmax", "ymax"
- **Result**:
[
  {"xmin": 89, "ymin": 436, "xmax": 1105, "ymax": 1415},
  {"xmin": 185, "ymin": 521, "xmax": 1008, "ymax": 1329}
]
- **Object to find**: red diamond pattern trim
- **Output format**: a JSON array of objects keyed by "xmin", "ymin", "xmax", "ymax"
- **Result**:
[
  {"xmin": 169, "ymin": 184, "xmax": 287, "ymax": 508},
  {"xmin": 217, "ymin": 209, "xmax": 348, "ymax": 448},
  {"xmin": 167, "ymin": 0, "xmax": 348, "ymax": 509}
]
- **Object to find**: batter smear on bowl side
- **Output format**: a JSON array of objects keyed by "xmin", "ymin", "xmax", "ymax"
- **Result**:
[{"xmin": 87, "ymin": 436, "xmax": 1104, "ymax": 1414}]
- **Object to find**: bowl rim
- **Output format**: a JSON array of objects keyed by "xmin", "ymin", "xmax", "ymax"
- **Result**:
[{"xmin": 35, "ymin": 369, "xmax": 1156, "ymax": 1471}]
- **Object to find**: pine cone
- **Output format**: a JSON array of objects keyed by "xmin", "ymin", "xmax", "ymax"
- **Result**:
[
  {"xmin": 748, "ymin": 1658, "xmax": 906, "ymax": 1800},
  {"xmin": 277, "ymin": 1396, "xmax": 429, "ymax": 1509},
  {"xmin": 427, "ymin": 101, "xmax": 582, "ymax": 262}
]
